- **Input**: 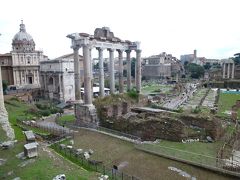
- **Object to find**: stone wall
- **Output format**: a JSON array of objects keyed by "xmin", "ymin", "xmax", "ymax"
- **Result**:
[
  {"xmin": 98, "ymin": 105, "xmax": 223, "ymax": 141},
  {"xmin": 179, "ymin": 115, "xmax": 223, "ymax": 140}
]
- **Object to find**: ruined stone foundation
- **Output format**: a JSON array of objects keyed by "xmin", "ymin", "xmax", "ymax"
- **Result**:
[{"xmin": 75, "ymin": 104, "xmax": 98, "ymax": 128}]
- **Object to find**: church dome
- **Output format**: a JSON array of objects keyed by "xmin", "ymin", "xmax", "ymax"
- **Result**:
[{"xmin": 12, "ymin": 21, "xmax": 35, "ymax": 52}]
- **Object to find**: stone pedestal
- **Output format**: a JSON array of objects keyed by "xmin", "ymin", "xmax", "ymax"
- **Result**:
[{"xmin": 75, "ymin": 104, "xmax": 98, "ymax": 128}]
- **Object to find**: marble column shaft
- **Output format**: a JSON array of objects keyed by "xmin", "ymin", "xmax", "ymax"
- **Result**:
[
  {"xmin": 97, "ymin": 48, "xmax": 105, "ymax": 97},
  {"xmin": 136, "ymin": 49, "xmax": 142, "ymax": 93},
  {"xmin": 0, "ymin": 66, "xmax": 6, "ymax": 112},
  {"xmin": 126, "ymin": 50, "xmax": 131, "ymax": 91},
  {"xmin": 118, "ymin": 50, "xmax": 124, "ymax": 93},
  {"xmin": 223, "ymin": 63, "xmax": 226, "ymax": 79},
  {"xmin": 227, "ymin": 63, "xmax": 230, "ymax": 79},
  {"xmin": 73, "ymin": 47, "xmax": 82, "ymax": 102},
  {"xmin": 83, "ymin": 45, "xmax": 92, "ymax": 104},
  {"xmin": 108, "ymin": 49, "xmax": 115, "ymax": 94},
  {"xmin": 59, "ymin": 74, "xmax": 63, "ymax": 100},
  {"xmin": 232, "ymin": 63, "xmax": 235, "ymax": 79}
]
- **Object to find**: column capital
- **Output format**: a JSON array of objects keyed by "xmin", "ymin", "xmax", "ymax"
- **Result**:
[
  {"xmin": 116, "ymin": 49, "xmax": 123, "ymax": 53},
  {"xmin": 96, "ymin": 47, "xmax": 104, "ymax": 51},
  {"xmin": 135, "ymin": 49, "xmax": 142, "ymax": 53},
  {"xmin": 125, "ymin": 49, "xmax": 131, "ymax": 53},
  {"xmin": 72, "ymin": 44, "xmax": 80, "ymax": 51},
  {"xmin": 107, "ymin": 48, "xmax": 114, "ymax": 52}
]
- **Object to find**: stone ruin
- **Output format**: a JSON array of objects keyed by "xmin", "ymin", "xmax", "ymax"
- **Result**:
[
  {"xmin": 98, "ymin": 103, "xmax": 224, "ymax": 141},
  {"xmin": 0, "ymin": 66, "xmax": 15, "ymax": 141},
  {"xmin": 67, "ymin": 27, "xmax": 142, "ymax": 128},
  {"xmin": 94, "ymin": 27, "xmax": 115, "ymax": 40}
]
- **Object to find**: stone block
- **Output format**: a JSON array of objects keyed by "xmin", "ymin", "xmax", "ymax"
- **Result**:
[
  {"xmin": 24, "ymin": 130, "xmax": 35, "ymax": 142},
  {"xmin": 24, "ymin": 142, "xmax": 38, "ymax": 158},
  {"xmin": 1, "ymin": 141, "xmax": 14, "ymax": 149}
]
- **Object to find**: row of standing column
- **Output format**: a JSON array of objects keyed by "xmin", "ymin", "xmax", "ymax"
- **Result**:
[
  {"xmin": 73, "ymin": 46, "xmax": 141, "ymax": 106},
  {"xmin": 223, "ymin": 63, "xmax": 234, "ymax": 79},
  {"xmin": 97, "ymin": 48, "xmax": 141, "ymax": 97}
]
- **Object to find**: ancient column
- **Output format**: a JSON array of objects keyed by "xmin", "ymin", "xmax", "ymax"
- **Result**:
[
  {"xmin": 108, "ymin": 48, "xmax": 115, "ymax": 94},
  {"xmin": 223, "ymin": 63, "xmax": 226, "ymax": 79},
  {"xmin": 44, "ymin": 74, "xmax": 47, "ymax": 91},
  {"xmin": 83, "ymin": 44, "xmax": 92, "ymax": 105},
  {"xmin": 59, "ymin": 74, "xmax": 63, "ymax": 101},
  {"xmin": 0, "ymin": 66, "xmax": 6, "ymax": 113},
  {"xmin": 117, "ymin": 49, "xmax": 124, "ymax": 93},
  {"xmin": 136, "ymin": 49, "xmax": 142, "ymax": 93},
  {"xmin": 13, "ymin": 70, "xmax": 17, "ymax": 85},
  {"xmin": 126, "ymin": 50, "xmax": 131, "ymax": 91},
  {"xmin": 97, "ymin": 47, "xmax": 105, "ymax": 97},
  {"xmin": 227, "ymin": 63, "xmax": 230, "ymax": 79},
  {"xmin": 232, "ymin": 63, "xmax": 235, "ymax": 79},
  {"xmin": 73, "ymin": 46, "xmax": 82, "ymax": 102}
]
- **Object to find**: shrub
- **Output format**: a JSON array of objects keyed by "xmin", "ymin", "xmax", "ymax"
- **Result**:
[
  {"xmin": 39, "ymin": 109, "xmax": 51, "ymax": 116},
  {"xmin": 127, "ymin": 89, "xmax": 139, "ymax": 99},
  {"xmin": 192, "ymin": 106, "xmax": 201, "ymax": 114},
  {"xmin": 10, "ymin": 96, "xmax": 20, "ymax": 101}
]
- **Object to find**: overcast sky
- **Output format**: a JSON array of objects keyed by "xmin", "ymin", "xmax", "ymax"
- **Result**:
[{"xmin": 0, "ymin": 0, "xmax": 240, "ymax": 60}]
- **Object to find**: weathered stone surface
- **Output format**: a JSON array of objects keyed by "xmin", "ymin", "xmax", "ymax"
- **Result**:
[
  {"xmin": 84, "ymin": 152, "xmax": 90, "ymax": 159},
  {"xmin": 53, "ymin": 174, "xmax": 66, "ymax": 180},
  {"xmin": 12, "ymin": 177, "xmax": 21, "ymax": 180},
  {"xmin": 24, "ymin": 130, "xmax": 35, "ymax": 142},
  {"xmin": 24, "ymin": 142, "xmax": 38, "ymax": 158},
  {"xmin": 88, "ymin": 149, "xmax": 94, "ymax": 155},
  {"xmin": 2, "ymin": 141, "xmax": 15, "ymax": 149},
  {"xmin": 16, "ymin": 152, "xmax": 25, "ymax": 159},
  {"xmin": 0, "ymin": 158, "xmax": 6, "ymax": 166},
  {"xmin": 98, "ymin": 104, "xmax": 223, "ymax": 141},
  {"xmin": 0, "ymin": 66, "xmax": 15, "ymax": 140},
  {"xmin": 18, "ymin": 159, "xmax": 35, "ymax": 167}
]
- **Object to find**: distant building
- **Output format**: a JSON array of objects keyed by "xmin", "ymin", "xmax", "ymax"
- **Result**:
[
  {"xmin": 40, "ymin": 53, "xmax": 83, "ymax": 102},
  {"xmin": 0, "ymin": 21, "xmax": 47, "ymax": 88},
  {"xmin": 180, "ymin": 50, "xmax": 205, "ymax": 66},
  {"xmin": 142, "ymin": 52, "xmax": 182, "ymax": 80}
]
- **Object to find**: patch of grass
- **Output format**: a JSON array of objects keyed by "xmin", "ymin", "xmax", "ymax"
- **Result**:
[
  {"xmin": 137, "ymin": 140, "xmax": 224, "ymax": 166},
  {"xmin": 5, "ymin": 99, "xmax": 33, "ymax": 141},
  {"xmin": 217, "ymin": 93, "xmax": 240, "ymax": 118},
  {"xmin": 57, "ymin": 115, "xmax": 75, "ymax": 126},
  {"xmin": 0, "ymin": 141, "xmax": 96, "ymax": 180},
  {"xmin": 141, "ymin": 84, "xmax": 172, "ymax": 94},
  {"xmin": 72, "ymin": 129, "xmax": 226, "ymax": 180},
  {"xmin": 17, "ymin": 123, "xmax": 50, "ymax": 136}
]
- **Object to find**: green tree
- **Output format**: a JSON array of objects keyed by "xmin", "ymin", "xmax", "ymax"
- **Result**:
[
  {"xmin": 203, "ymin": 62, "xmax": 211, "ymax": 70},
  {"xmin": 2, "ymin": 80, "xmax": 8, "ymax": 94},
  {"xmin": 233, "ymin": 53, "xmax": 240, "ymax": 65},
  {"xmin": 186, "ymin": 63, "xmax": 204, "ymax": 79}
]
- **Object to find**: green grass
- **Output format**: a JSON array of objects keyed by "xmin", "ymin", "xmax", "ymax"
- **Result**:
[
  {"xmin": 72, "ymin": 129, "xmax": 228, "ymax": 180},
  {"xmin": 4, "ymin": 99, "xmax": 33, "ymax": 141},
  {"xmin": 57, "ymin": 114, "xmax": 75, "ymax": 126},
  {"xmin": 217, "ymin": 93, "xmax": 240, "ymax": 118},
  {"xmin": 17, "ymin": 123, "xmax": 50, "ymax": 136},
  {"xmin": 141, "ymin": 84, "xmax": 172, "ymax": 94},
  {"xmin": 0, "ymin": 141, "xmax": 97, "ymax": 180},
  {"xmin": 136, "ymin": 140, "xmax": 224, "ymax": 166}
]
